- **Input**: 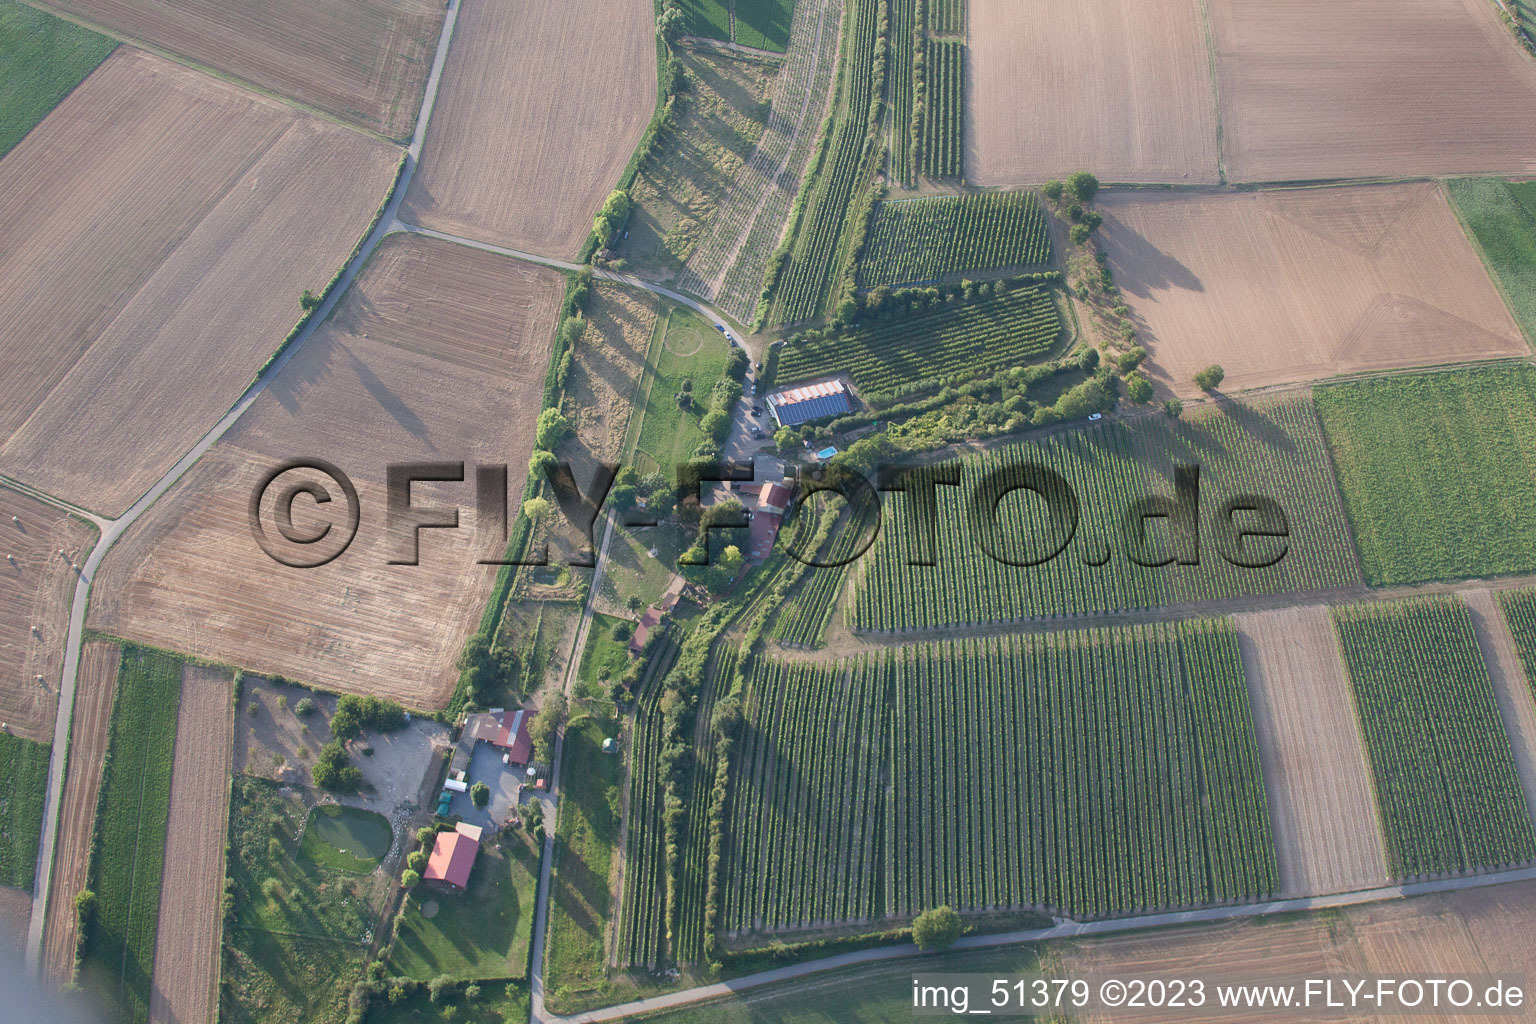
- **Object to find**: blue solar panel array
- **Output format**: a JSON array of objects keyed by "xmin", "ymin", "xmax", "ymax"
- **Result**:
[{"xmin": 773, "ymin": 391, "xmax": 851, "ymax": 426}]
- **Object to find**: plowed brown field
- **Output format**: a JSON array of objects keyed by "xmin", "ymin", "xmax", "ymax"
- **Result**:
[
  {"xmin": 0, "ymin": 49, "xmax": 400, "ymax": 517},
  {"xmin": 39, "ymin": 0, "xmax": 441, "ymax": 138},
  {"xmin": 1211, "ymin": 0, "xmax": 1536, "ymax": 182},
  {"xmin": 42, "ymin": 641, "xmax": 119, "ymax": 983},
  {"xmin": 1099, "ymin": 184, "xmax": 1528, "ymax": 397},
  {"xmin": 400, "ymin": 0, "xmax": 655, "ymax": 257},
  {"xmin": 968, "ymin": 0, "xmax": 1219, "ymax": 185},
  {"xmin": 0, "ymin": 488, "xmax": 95, "ymax": 743},
  {"xmin": 148, "ymin": 664, "xmax": 233, "ymax": 1024},
  {"xmin": 1237, "ymin": 606, "xmax": 1389, "ymax": 897},
  {"xmin": 89, "ymin": 235, "xmax": 563, "ymax": 709},
  {"xmin": 1063, "ymin": 880, "xmax": 1536, "ymax": 1024}
]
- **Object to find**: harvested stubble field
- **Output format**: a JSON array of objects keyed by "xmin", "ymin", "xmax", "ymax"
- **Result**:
[
  {"xmin": 401, "ymin": 0, "xmax": 654, "ymax": 258},
  {"xmin": 1236, "ymin": 605, "xmax": 1389, "ymax": 898},
  {"xmin": 0, "ymin": 49, "xmax": 400, "ymax": 517},
  {"xmin": 42, "ymin": 641, "xmax": 119, "ymax": 984},
  {"xmin": 1099, "ymin": 184, "xmax": 1527, "ymax": 398},
  {"xmin": 39, "ymin": 0, "xmax": 442, "ymax": 137},
  {"xmin": 1210, "ymin": 0, "xmax": 1536, "ymax": 182},
  {"xmin": 89, "ymin": 235, "xmax": 564, "ymax": 710},
  {"xmin": 0, "ymin": 486, "xmax": 95, "ymax": 742},
  {"xmin": 968, "ymin": 0, "xmax": 1219, "ymax": 185},
  {"xmin": 148, "ymin": 665, "xmax": 234, "ymax": 1024},
  {"xmin": 1060, "ymin": 880, "xmax": 1536, "ymax": 1024}
]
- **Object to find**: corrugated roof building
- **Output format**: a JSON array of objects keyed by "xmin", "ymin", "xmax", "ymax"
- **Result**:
[{"xmin": 767, "ymin": 380, "xmax": 850, "ymax": 427}]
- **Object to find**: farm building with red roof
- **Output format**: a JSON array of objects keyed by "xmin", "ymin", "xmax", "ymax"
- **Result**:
[{"xmin": 423, "ymin": 823, "xmax": 480, "ymax": 892}]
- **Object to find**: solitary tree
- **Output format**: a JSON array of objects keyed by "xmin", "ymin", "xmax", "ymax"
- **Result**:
[
  {"xmin": 1165, "ymin": 397, "xmax": 1184, "ymax": 419},
  {"xmin": 521, "ymin": 497, "xmax": 551, "ymax": 524},
  {"xmin": 1041, "ymin": 179, "xmax": 1065, "ymax": 202},
  {"xmin": 535, "ymin": 408, "xmax": 573, "ymax": 449},
  {"xmin": 1125, "ymin": 371, "xmax": 1153, "ymax": 405},
  {"xmin": 401, "ymin": 868, "xmax": 421, "ymax": 889},
  {"xmin": 912, "ymin": 906, "xmax": 962, "ymax": 951},
  {"xmin": 1067, "ymin": 170, "xmax": 1100, "ymax": 203},
  {"xmin": 407, "ymin": 850, "xmax": 428, "ymax": 872},
  {"xmin": 299, "ymin": 288, "xmax": 321, "ymax": 313},
  {"xmin": 470, "ymin": 781, "xmax": 490, "ymax": 809},
  {"xmin": 1193, "ymin": 364, "xmax": 1225, "ymax": 392}
]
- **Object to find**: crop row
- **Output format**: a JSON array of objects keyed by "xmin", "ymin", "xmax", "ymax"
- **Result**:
[
  {"xmin": 725, "ymin": 619, "xmax": 1276, "ymax": 934},
  {"xmin": 724, "ymin": 657, "xmax": 889, "ymax": 933},
  {"xmin": 920, "ymin": 39, "xmax": 964, "ymax": 179},
  {"xmin": 765, "ymin": 0, "xmax": 887, "ymax": 324},
  {"xmin": 776, "ymin": 282, "xmax": 1062, "ymax": 394},
  {"xmin": 1498, "ymin": 588, "xmax": 1536, "ymax": 700},
  {"xmin": 852, "ymin": 395, "xmax": 1363, "ymax": 630},
  {"xmin": 1334, "ymin": 596, "xmax": 1536, "ymax": 877},
  {"xmin": 81, "ymin": 647, "xmax": 182, "ymax": 1024},
  {"xmin": 888, "ymin": 0, "xmax": 917, "ymax": 185},
  {"xmin": 927, "ymin": 0, "xmax": 965, "ymax": 36},
  {"xmin": 858, "ymin": 191, "xmax": 1053, "ymax": 286},
  {"xmin": 616, "ymin": 655, "xmax": 672, "ymax": 967}
]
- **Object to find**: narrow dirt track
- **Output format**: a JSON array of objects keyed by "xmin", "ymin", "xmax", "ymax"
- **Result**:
[
  {"xmin": 147, "ymin": 664, "xmax": 234, "ymax": 1024},
  {"xmin": 40, "ymin": 641, "xmax": 118, "ymax": 983},
  {"xmin": 1236, "ymin": 605, "xmax": 1389, "ymax": 897}
]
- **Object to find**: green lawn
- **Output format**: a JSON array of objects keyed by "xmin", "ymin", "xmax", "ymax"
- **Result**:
[
  {"xmin": 633, "ymin": 309, "xmax": 730, "ymax": 475},
  {"xmin": 301, "ymin": 804, "xmax": 392, "ymax": 875},
  {"xmin": 388, "ymin": 835, "xmax": 540, "ymax": 981},
  {"xmin": 543, "ymin": 709, "xmax": 624, "ymax": 1013},
  {"xmin": 1447, "ymin": 178, "xmax": 1536, "ymax": 346},
  {"xmin": 1316, "ymin": 364, "xmax": 1536, "ymax": 585},
  {"xmin": 366, "ymin": 980, "xmax": 530, "ymax": 1024},
  {"xmin": 0, "ymin": 0, "xmax": 115, "ymax": 158},
  {"xmin": 734, "ymin": 0, "xmax": 795, "ymax": 51},
  {"xmin": 0, "ymin": 731, "xmax": 49, "ymax": 888},
  {"xmin": 576, "ymin": 615, "xmax": 635, "ymax": 699},
  {"xmin": 221, "ymin": 778, "xmax": 374, "ymax": 1024},
  {"xmin": 80, "ymin": 647, "xmax": 181, "ymax": 1024},
  {"xmin": 599, "ymin": 525, "xmax": 688, "ymax": 613}
]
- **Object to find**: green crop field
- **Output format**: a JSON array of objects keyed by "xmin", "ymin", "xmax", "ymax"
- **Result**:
[
  {"xmin": 1334, "ymin": 596, "xmax": 1536, "ymax": 878},
  {"xmin": 677, "ymin": 0, "xmax": 732, "ymax": 44},
  {"xmin": 852, "ymin": 395, "xmax": 1362, "ymax": 631},
  {"xmin": 0, "ymin": 1, "xmax": 115, "ymax": 159},
  {"xmin": 300, "ymin": 805, "xmax": 392, "ymax": 875},
  {"xmin": 859, "ymin": 192, "xmax": 1054, "ymax": 286},
  {"xmin": 775, "ymin": 283, "xmax": 1063, "ymax": 398},
  {"xmin": 1446, "ymin": 178, "xmax": 1536, "ymax": 344},
  {"xmin": 1316, "ymin": 364, "xmax": 1536, "ymax": 586},
  {"xmin": 79, "ymin": 648, "xmax": 181, "ymax": 1024},
  {"xmin": 766, "ymin": 0, "xmax": 886, "ymax": 324},
  {"xmin": 389, "ymin": 837, "xmax": 540, "ymax": 981},
  {"xmin": 725, "ymin": 620, "xmax": 1274, "ymax": 934},
  {"xmin": 735, "ymin": 0, "xmax": 795, "ymax": 51},
  {"xmin": 920, "ymin": 38, "xmax": 964, "ymax": 179},
  {"xmin": 0, "ymin": 732, "xmax": 49, "ymax": 889},
  {"xmin": 633, "ymin": 308, "xmax": 731, "ymax": 475},
  {"xmin": 1499, "ymin": 588, "xmax": 1536, "ymax": 701},
  {"xmin": 543, "ymin": 708, "xmax": 626, "ymax": 1013},
  {"xmin": 220, "ymin": 778, "xmax": 373, "ymax": 1024}
]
